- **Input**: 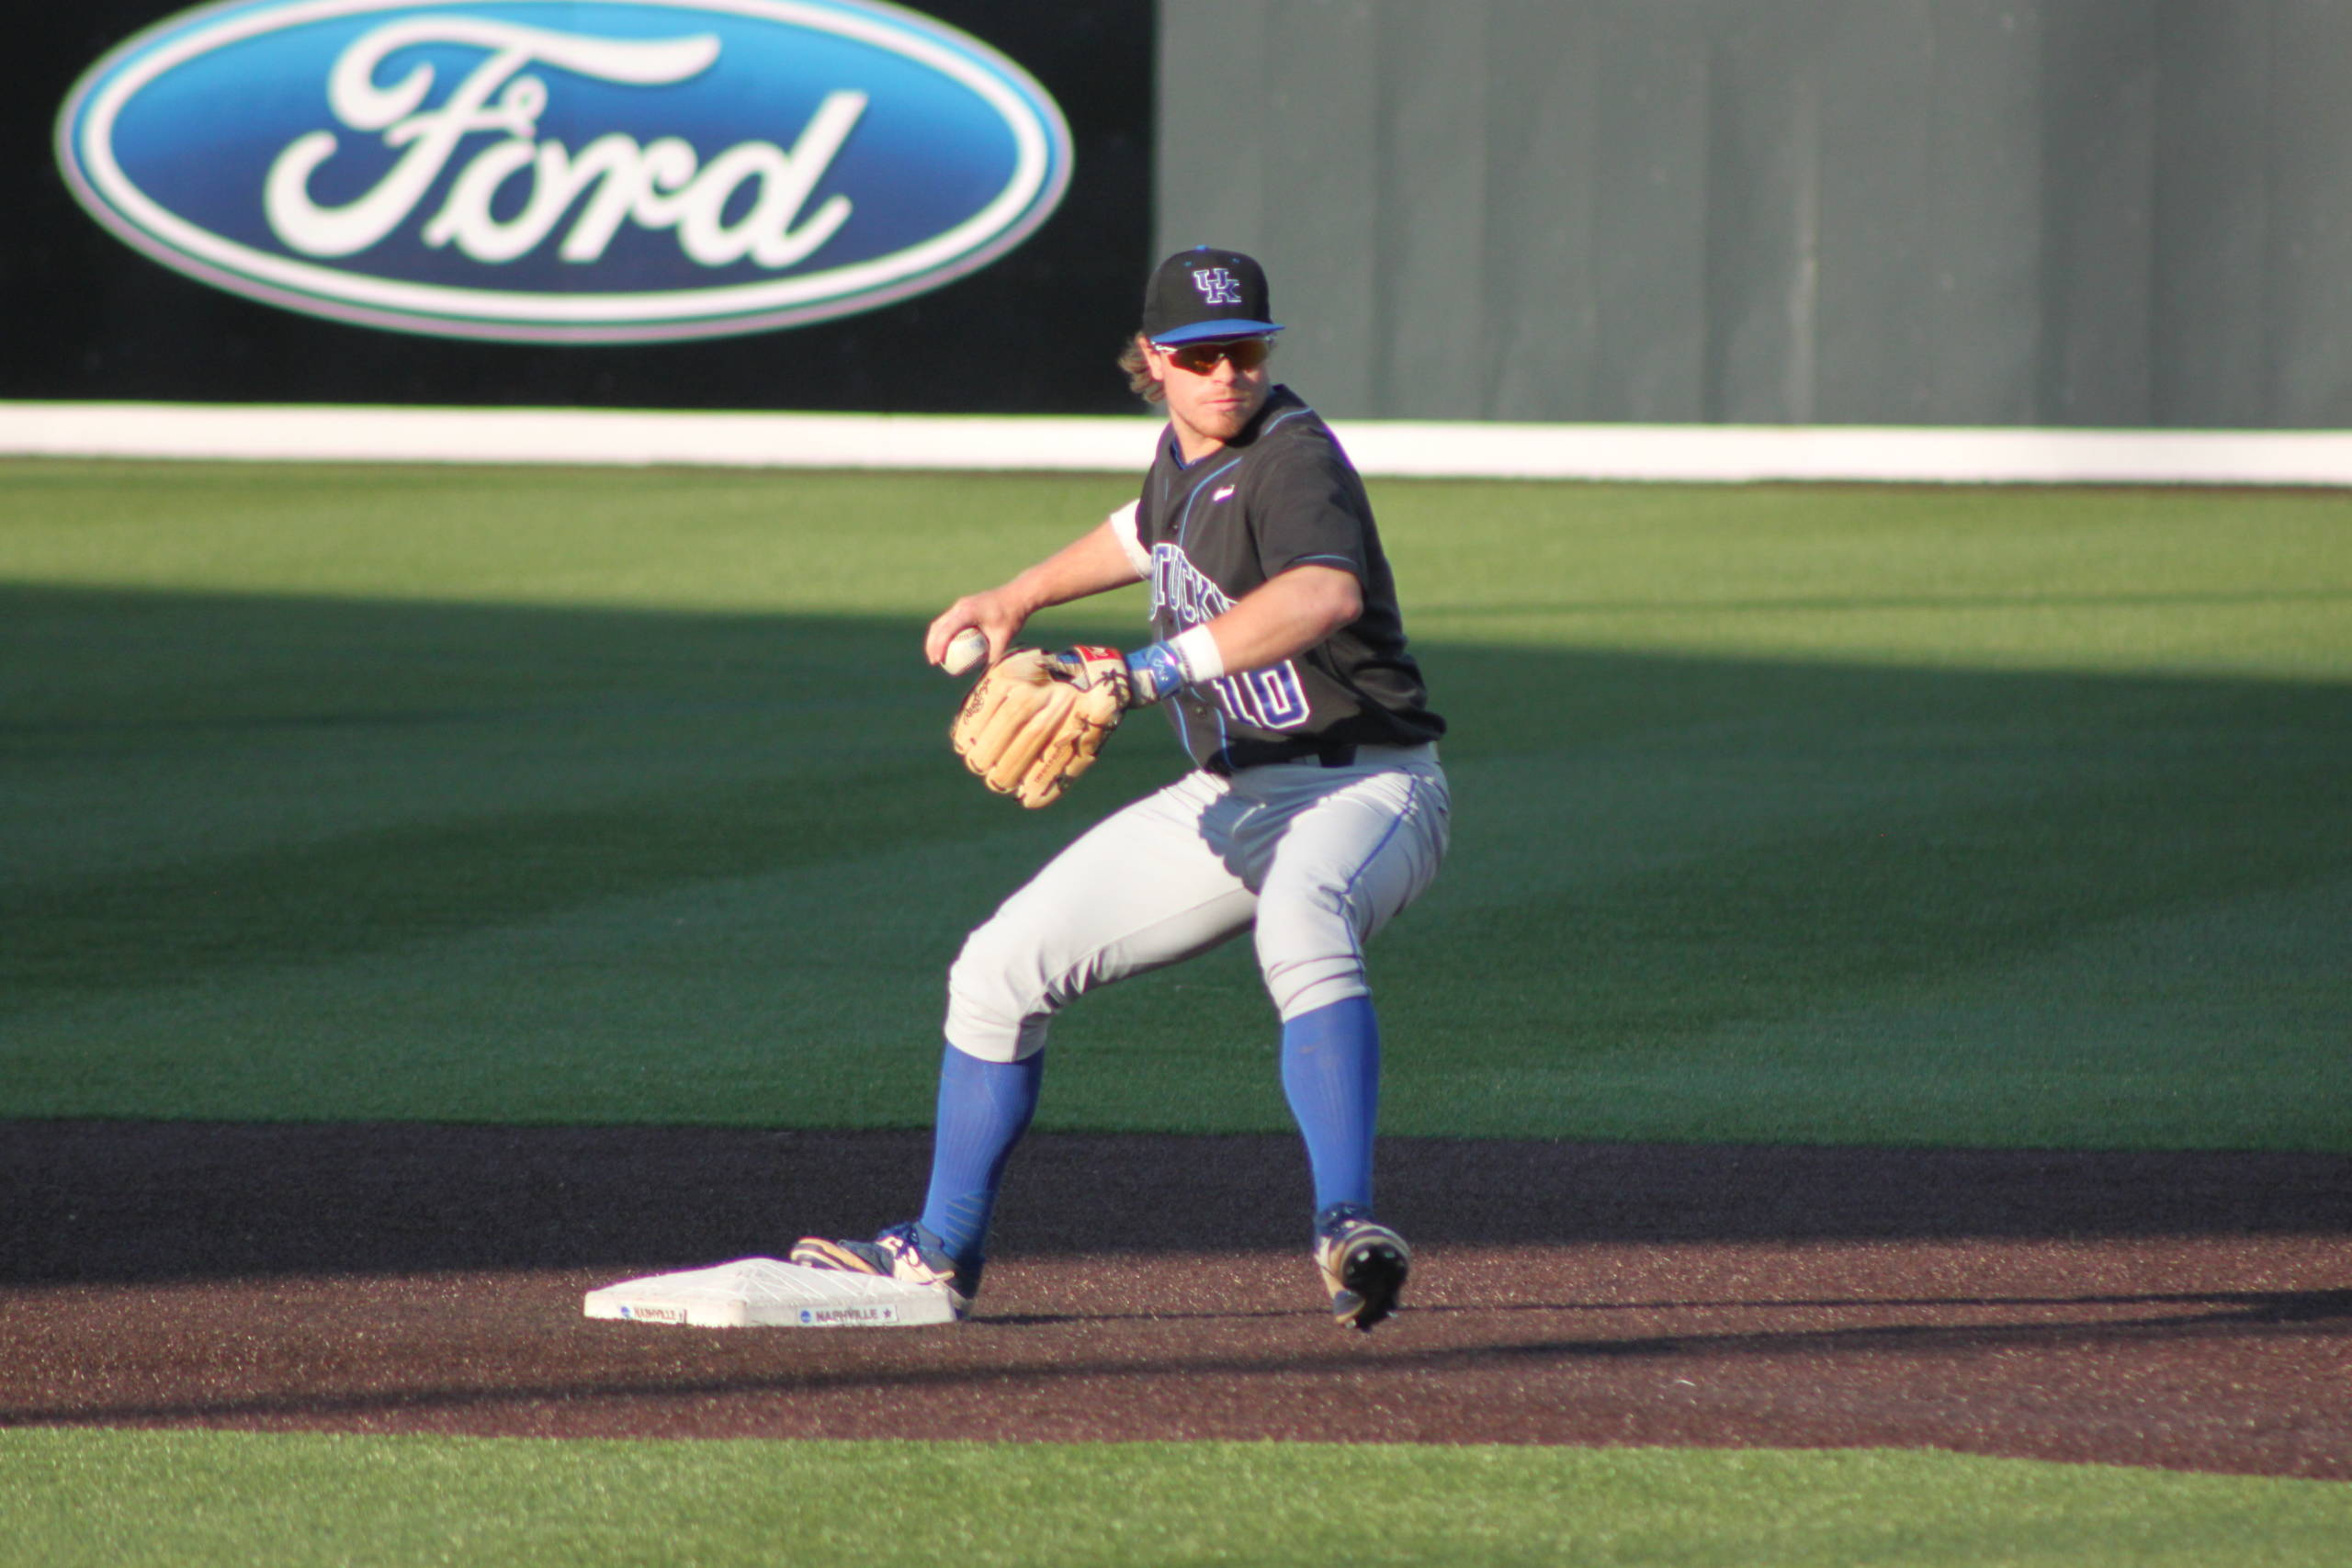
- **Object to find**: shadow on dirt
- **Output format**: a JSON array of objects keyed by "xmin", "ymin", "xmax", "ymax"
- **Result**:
[{"xmin": 4, "ymin": 1122, "xmax": 2346, "ymax": 1286}]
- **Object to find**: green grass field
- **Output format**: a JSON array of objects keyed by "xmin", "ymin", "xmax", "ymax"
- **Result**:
[
  {"xmin": 3, "ymin": 458, "xmax": 2347, "ymax": 1562},
  {"xmin": 6, "ymin": 1431, "xmax": 2350, "ymax": 1568}
]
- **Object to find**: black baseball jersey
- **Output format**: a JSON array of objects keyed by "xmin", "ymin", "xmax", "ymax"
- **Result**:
[{"xmin": 1133, "ymin": 385, "xmax": 1444, "ymax": 773}]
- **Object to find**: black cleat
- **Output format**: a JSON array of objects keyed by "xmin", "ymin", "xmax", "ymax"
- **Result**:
[{"xmin": 1314, "ymin": 1205, "xmax": 1410, "ymax": 1332}]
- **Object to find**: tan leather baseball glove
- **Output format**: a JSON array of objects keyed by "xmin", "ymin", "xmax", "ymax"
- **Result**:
[{"xmin": 950, "ymin": 646, "xmax": 1130, "ymax": 808}]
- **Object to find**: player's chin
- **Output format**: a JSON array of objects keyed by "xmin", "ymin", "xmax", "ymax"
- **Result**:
[{"xmin": 1201, "ymin": 400, "xmax": 1261, "ymax": 435}]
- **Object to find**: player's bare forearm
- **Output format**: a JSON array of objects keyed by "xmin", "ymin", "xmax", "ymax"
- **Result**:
[
  {"xmin": 1198, "ymin": 564, "xmax": 1362, "ymax": 675},
  {"xmin": 925, "ymin": 520, "xmax": 1142, "ymax": 666}
]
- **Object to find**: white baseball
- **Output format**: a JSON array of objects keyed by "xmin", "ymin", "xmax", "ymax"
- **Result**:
[{"xmin": 941, "ymin": 626, "xmax": 990, "ymax": 676}]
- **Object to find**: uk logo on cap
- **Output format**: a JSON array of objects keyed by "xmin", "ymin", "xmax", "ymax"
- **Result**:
[{"xmin": 1192, "ymin": 267, "xmax": 1242, "ymax": 305}]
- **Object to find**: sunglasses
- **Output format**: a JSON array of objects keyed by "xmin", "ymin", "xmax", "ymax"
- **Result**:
[{"xmin": 1157, "ymin": 337, "xmax": 1272, "ymax": 375}]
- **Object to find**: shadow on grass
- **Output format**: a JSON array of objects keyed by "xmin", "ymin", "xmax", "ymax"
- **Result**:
[{"xmin": 7, "ymin": 580, "xmax": 2346, "ymax": 1020}]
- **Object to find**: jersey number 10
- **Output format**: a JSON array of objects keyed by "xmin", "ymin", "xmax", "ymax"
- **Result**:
[{"xmin": 1209, "ymin": 661, "xmax": 1311, "ymax": 730}]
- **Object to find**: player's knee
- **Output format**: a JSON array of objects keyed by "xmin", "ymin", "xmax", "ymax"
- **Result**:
[
  {"xmin": 945, "ymin": 920, "xmax": 1057, "ymax": 1063},
  {"xmin": 1251, "ymin": 881, "xmax": 1374, "ymax": 1020}
]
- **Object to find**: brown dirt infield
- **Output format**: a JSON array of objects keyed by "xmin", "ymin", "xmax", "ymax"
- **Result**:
[{"xmin": 3, "ymin": 1122, "xmax": 2346, "ymax": 1478}]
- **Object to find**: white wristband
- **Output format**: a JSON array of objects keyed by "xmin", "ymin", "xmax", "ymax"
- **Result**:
[{"xmin": 1170, "ymin": 623, "xmax": 1226, "ymax": 684}]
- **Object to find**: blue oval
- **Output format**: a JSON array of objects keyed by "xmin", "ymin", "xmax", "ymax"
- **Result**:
[{"xmin": 55, "ymin": 0, "xmax": 1073, "ymax": 342}]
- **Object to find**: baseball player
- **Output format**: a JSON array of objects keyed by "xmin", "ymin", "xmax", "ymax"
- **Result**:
[{"xmin": 792, "ymin": 247, "xmax": 1448, "ymax": 1331}]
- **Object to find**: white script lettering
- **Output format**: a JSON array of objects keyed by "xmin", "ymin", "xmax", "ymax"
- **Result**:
[{"xmin": 262, "ymin": 17, "xmax": 863, "ymax": 268}]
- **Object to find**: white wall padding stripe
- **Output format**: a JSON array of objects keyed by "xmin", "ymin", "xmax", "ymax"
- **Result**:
[{"xmin": 6, "ymin": 401, "xmax": 2352, "ymax": 485}]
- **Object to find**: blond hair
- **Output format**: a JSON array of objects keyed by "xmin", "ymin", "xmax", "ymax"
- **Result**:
[{"xmin": 1118, "ymin": 333, "xmax": 1162, "ymax": 405}]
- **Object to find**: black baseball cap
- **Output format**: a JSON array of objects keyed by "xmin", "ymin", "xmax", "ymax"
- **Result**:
[{"xmin": 1140, "ymin": 246, "xmax": 1283, "ymax": 345}]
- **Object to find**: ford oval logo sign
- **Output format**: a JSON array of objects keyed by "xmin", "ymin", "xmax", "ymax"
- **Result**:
[{"xmin": 55, "ymin": 0, "xmax": 1073, "ymax": 342}]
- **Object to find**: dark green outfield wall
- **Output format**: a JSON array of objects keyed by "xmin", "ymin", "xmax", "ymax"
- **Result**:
[
  {"xmin": 22, "ymin": 0, "xmax": 2351, "ymax": 426},
  {"xmin": 1158, "ymin": 0, "xmax": 2352, "ymax": 428}
]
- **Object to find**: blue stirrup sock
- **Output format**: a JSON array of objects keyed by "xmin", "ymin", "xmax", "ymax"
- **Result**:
[
  {"xmin": 918, "ymin": 1043, "xmax": 1044, "ymax": 1269},
  {"xmin": 1280, "ymin": 996, "xmax": 1382, "ymax": 1216}
]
